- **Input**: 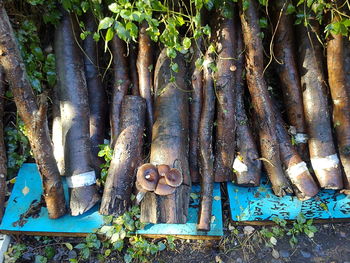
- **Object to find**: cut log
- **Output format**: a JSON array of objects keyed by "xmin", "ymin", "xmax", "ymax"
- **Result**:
[
  {"xmin": 197, "ymin": 49, "xmax": 215, "ymax": 231},
  {"xmin": 214, "ymin": 12, "xmax": 236, "ymax": 182},
  {"xmin": 0, "ymin": 67, "xmax": 6, "ymax": 221},
  {"xmin": 55, "ymin": 10, "xmax": 99, "ymax": 216},
  {"xmin": 189, "ymin": 38, "xmax": 203, "ymax": 183},
  {"xmin": 239, "ymin": 0, "xmax": 292, "ymax": 196},
  {"xmin": 83, "ymin": 12, "xmax": 107, "ymax": 173},
  {"xmin": 271, "ymin": 0, "xmax": 308, "ymax": 159},
  {"xmin": 140, "ymin": 49, "xmax": 190, "ymax": 224},
  {"xmin": 327, "ymin": 13, "xmax": 350, "ymax": 190},
  {"xmin": 233, "ymin": 15, "xmax": 261, "ymax": 186},
  {"xmin": 296, "ymin": 21, "xmax": 343, "ymax": 189},
  {"xmin": 110, "ymin": 36, "xmax": 130, "ymax": 147},
  {"xmin": 128, "ymin": 42, "xmax": 140, "ymax": 96},
  {"xmin": 344, "ymin": 38, "xmax": 350, "ymax": 95},
  {"xmin": 100, "ymin": 96, "xmax": 145, "ymax": 216},
  {"xmin": 137, "ymin": 21, "xmax": 154, "ymax": 139},
  {"xmin": 0, "ymin": 4, "xmax": 66, "ymax": 219}
]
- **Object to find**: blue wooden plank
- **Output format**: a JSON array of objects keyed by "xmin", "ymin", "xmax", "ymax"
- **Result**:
[
  {"xmin": 0, "ymin": 164, "xmax": 223, "ymax": 237},
  {"xmin": 228, "ymin": 178, "xmax": 350, "ymax": 222}
]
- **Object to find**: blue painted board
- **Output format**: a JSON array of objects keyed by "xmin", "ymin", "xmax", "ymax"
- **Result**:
[
  {"xmin": 0, "ymin": 164, "xmax": 223, "ymax": 237},
  {"xmin": 228, "ymin": 179, "xmax": 350, "ymax": 222}
]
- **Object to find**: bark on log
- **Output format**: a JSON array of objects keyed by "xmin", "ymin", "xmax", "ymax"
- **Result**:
[
  {"xmin": 239, "ymin": 0, "xmax": 292, "ymax": 196},
  {"xmin": 83, "ymin": 12, "xmax": 107, "ymax": 173},
  {"xmin": 344, "ymin": 38, "xmax": 350, "ymax": 95},
  {"xmin": 271, "ymin": 0, "xmax": 308, "ymax": 158},
  {"xmin": 0, "ymin": 4, "xmax": 66, "ymax": 219},
  {"xmin": 137, "ymin": 21, "xmax": 154, "ymax": 139},
  {"xmin": 233, "ymin": 16, "xmax": 261, "ymax": 186},
  {"xmin": 327, "ymin": 14, "xmax": 350, "ymax": 190},
  {"xmin": 140, "ymin": 49, "xmax": 190, "ymax": 224},
  {"xmin": 52, "ymin": 85, "xmax": 64, "ymax": 175},
  {"xmin": 296, "ymin": 22, "xmax": 343, "ymax": 189},
  {"xmin": 110, "ymin": 36, "xmax": 130, "ymax": 147},
  {"xmin": 197, "ymin": 49, "xmax": 215, "ymax": 231},
  {"xmin": 189, "ymin": 38, "xmax": 203, "ymax": 183},
  {"xmin": 55, "ymin": 10, "xmax": 99, "ymax": 215},
  {"xmin": 214, "ymin": 13, "xmax": 236, "ymax": 182},
  {"xmin": 128, "ymin": 42, "xmax": 140, "ymax": 96},
  {"xmin": 0, "ymin": 67, "xmax": 6, "ymax": 221},
  {"xmin": 100, "ymin": 96, "xmax": 145, "ymax": 216}
]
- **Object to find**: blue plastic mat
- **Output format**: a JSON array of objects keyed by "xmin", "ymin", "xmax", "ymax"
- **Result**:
[
  {"xmin": 0, "ymin": 164, "xmax": 223, "ymax": 238},
  {"xmin": 228, "ymin": 179, "xmax": 350, "ymax": 222}
]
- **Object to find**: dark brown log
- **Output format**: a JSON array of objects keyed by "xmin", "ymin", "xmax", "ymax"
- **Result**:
[
  {"xmin": 344, "ymin": 38, "xmax": 350, "ymax": 95},
  {"xmin": 296, "ymin": 22, "xmax": 343, "ymax": 189},
  {"xmin": 137, "ymin": 21, "xmax": 154, "ymax": 138},
  {"xmin": 140, "ymin": 49, "xmax": 190, "ymax": 224},
  {"xmin": 110, "ymin": 36, "xmax": 130, "ymax": 147},
  {"xmin": 128, "ymin": 42, "xmax": 140, "ymax": 96},
  {"xmin": 0, "ymin": 67, "xmax": 6, "ymax": 222},
  {"xmin": 189, "ymin": 38, "xmax": 203, "ymax": 183},
  {"xmin": 100, "ymin": 96, "xmax": 145, "ymax": 216},
  {"xmin": 239, "ymin": 0, "xmax": 292, "ymax": 196},
  {"xmin": 83, "ymin": 12, "xmax": 107, "ymax": 173},
  {"xmin": 214, "ymin": 12, "xmax": 236, "ymax": 182},
  {"xmin": 55, "ymin": 10, "xmax": 99, "ymax": 216},
  {"xmin": 271, "ymin": 0, "xmax": 308, "ymax": 158},
  {"xmin": 52, "ymin": 85, "xmax": 64, "ymax": 175},
  {"xmin": 327, "ymin": 14, "xmax": 350, "ymax": 190},
  {"xmin": 275, "ymin": 108, "xmax": 319, "ymax": 200},
  {"xmin": 197, "ymin": 49, "xmax": 215, "ymax": 231},
  {"xmin": 233, "ymin": 15, "xmax": 261, "ymax": 186},
  {"xmin": 0, "ymin": 5, "xmax": 66, "ymax": 219}
]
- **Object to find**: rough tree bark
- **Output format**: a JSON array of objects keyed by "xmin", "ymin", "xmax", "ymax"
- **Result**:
[
  {"xmin": 297, "ymin": 22, "xmax": 343, "ymax": 189},
  {"xmin": 140, "ymin": 49, "xmax": 190, "ymax": 224},
  {"xmin": 100, "ymin": 96, "xmax": 145, "ymax": 216},
  {"xmin": 128, "ymin": 42, "xmax": 139, "ymax": 96},
  {"xmin": 55, "ymin": 10, "xmax": 99, "ymax": 215},
  {"xmin": 271, "ymin": 0, "xmax": 308, "ymax": 158},
  {"xmin": 0, "ymin": 67, "xmax": 6, "ymax": 221},
  {"xmin": 197, "ymin": 49, "xmax": 215, "ymax": 231},
  {"xmin": 327, "ymin": 13, "xmax": 350, "ymax": 190},
  {"xmin": 137, "ymin": 21, "xmax": 154, "ymax": 139},
  {"xmin": 0, "ymin": 4, "xmax": 66, "ymax": 219},
  {"xmin": 110, "ymin": 36, "xmax": 131, "ymax": 147},
  {"xmin": 214, "ymin": 12, "xmax": 236, "ymax": 182},
  {"xmin": 189, "ymin": 38, "xmax": 203, "ymax": 183},
  {"xmin": 233, "ymin": 15, "xmax": 261, "ymax": 186},
  {"xmin": 83, "ymin": 12, "xmax": 107, "ymax": 173},
  {"xmin": 239, "ymin": 0, "xmax": 292, "ymax": 196}
]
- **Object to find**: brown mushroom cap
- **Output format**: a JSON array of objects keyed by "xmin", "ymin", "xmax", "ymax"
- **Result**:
[
  {"xmin": 157, "ymin": 164, "xmax": 170, "ymax": 177},
  {"xmin": 154, "ymin": 177, "xmax": 176, "ymax": 196},
  {"xmin": 136, "ymin": 163, "xmax": 159, "ymax": 191},
  {"xmin": 165, "ymin": 168, "xmax": 183, "ymax": 187}
]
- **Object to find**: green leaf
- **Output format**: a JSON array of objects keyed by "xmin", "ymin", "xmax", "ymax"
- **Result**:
[
  {"xmin": 243, "ymin": 0, "xmax": 249, "ymax": 11},
  {"xmin": 105, "ymin": 28, "xmax": 115, "ymax": 42},
  {"xmin": 259, "ymin": 17, "xmax": 268, "ymax": 29},
  {"xmin": 81, "ymin": 247, "xmax": 90, "ymax": 259},
  {"xmin": 166, "ymin": 48, "xmax": 177, "ymax": 59},
  {"xmin": 98, "ymin": 17, "xmax": 114, "ymax": 30},
  {"xmin": 203, "ymin": 25, "xmax": 211, "ymax": 36},
  {"xmin": 171, "ymin": 62, "xmax": 179, "ymax": 72},
  {"xmin": 64, "ymin": 243, "xmax": 73, "ymax": 250},
  {"xmin": 109, "ymin": 3, "xmax": 119, "ymax": 13},
  {"xmin": 126, "ymin": 22, "xmax": 138, "ymax": 39},
  {"xmin": 34, "ymin": 255, "xmax": 47, "ymax": 263},
  {"xmin": 182, "ymin": 37, "xmax": 191, "ymax": 49},
  {"xmin": 286, "ymin": 4, "xmax": 296, "ymax": 15},
  {"xmin": 75, "ymin": 243, "xmax": 86, "ymax": 249},
  {"xmin": 124, "ymin": 253, "xmax": 132, "ymax": 263},
  {"xmin": 93, "ymin": 32, "xmax": 100, "ymax": 42}
]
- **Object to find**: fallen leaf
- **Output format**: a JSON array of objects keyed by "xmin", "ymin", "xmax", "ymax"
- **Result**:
[
  {"xmin": 215, "ymin": 255, "xmax": 223, "ymax": 263},
  {"xmin": 22, "ymin": 186, "xmax": 30, "ymax": 196},
  {"xmin": 213, "ymin": 196, "xmax": 221, "ymax": 201},
  {"xmin": 272, "ymin": 248, "xmax": 279, "ymax": 259},
  {"xmin": 243, "ymin": 226, "xmax": 255, "ymax": 235},
  {"xmin": 270, "ymin": 236, "xmax": 277, "ymax": 246},
  {"xmin": 9, "ymin": 178, "xmax": 16, "ymax": 184}
]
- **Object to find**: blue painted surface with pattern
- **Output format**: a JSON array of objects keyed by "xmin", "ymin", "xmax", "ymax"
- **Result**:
[{"xmin": 0, "ymin": 163, "xmax": 223, "ymax": 237}]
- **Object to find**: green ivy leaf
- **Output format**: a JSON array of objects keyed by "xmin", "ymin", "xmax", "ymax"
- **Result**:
[
  {"xmin": 98, "ymin": 17, "xmax": 114, "ymax": 30},
  {"xmin": 182, "ymin": 37, "xmax": 191, "ymax": 49}
]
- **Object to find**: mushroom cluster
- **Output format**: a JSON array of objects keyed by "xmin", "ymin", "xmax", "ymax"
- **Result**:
[{"xmin": 136, "ymin": 163, "xmax": 183, "ymax": 196}]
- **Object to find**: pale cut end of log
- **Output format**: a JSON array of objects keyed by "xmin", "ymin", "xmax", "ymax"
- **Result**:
[
  {"xmin": 70, "ymin": 185, "xmax": 100, "ymax": 216},
  {"xmin": 233, "ymin": 156, "xmax": 261, "ymax": 187}
]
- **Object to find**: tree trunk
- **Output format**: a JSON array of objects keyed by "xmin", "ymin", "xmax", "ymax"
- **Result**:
[
  {"xmin": 140, "ymin": 49, "xmax": 190, "ymax": 224},
  {"xmin": 137, "ymin": 21, "xmax": 154, "ymax": 139},
  {"xmin": 296, "ymin": 22, "xmax": 343, "ymax": 189},
  {"xmin": 233, "ymin": 15, "xmax": 261, "ymax": 186},
  {"xmin": 189, "ymin": 38, "xmax": 203, "ymax": 183},
  {"xmin": 214, "ymin": 12, "xmax": 236, "ymax": 182},
  {"xmin": 0, "ymin": 67, "xmax": 6, "ymax": 221},
  {"xmin": 197, "ymin": 49, "xmax": 215, "ymax": 231},
  {"xmin": 271, "ymin": 0, "xmax": 308, "ymax": 159},
  {"xmin": 0, "ymin": 4, "xmax": 66, "ymax": 219},
  {"xmin": 100, "ymin": 96, "xmax": 145, "ymax": 216},
  {"xmin": 110, "ymin": 36, "xmax": 130, "ymax": 147},
  {"xmin": 327, "ymin": 14, "xmax": 350, "ymax": 190},
  {"xmin": 128, "ymin": 42, "xmax": 140, "ymax": 96},
  {"xmin": 239, "ymin": 0, "xmax": 292, "ymax": 196},
  {"xmin": 52, "ymin": 85, "xmax": 64, "ymax": 175},
  {"xmin": 55, "ymin": 10, "xmax": 99, "ymax": 216},
  {"xmin": 83, "ymin": 12, "xmax": 107, "ymax": 173}
]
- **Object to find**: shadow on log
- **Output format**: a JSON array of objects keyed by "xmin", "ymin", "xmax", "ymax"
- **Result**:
[{"xmin": 140, "ymin": 49, "xmax": 190, "ymax": 224}]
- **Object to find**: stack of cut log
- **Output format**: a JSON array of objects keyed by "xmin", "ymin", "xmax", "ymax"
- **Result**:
[{"xmin": 0, "ymin": 0, "xmax": 349, "ymax": 233}]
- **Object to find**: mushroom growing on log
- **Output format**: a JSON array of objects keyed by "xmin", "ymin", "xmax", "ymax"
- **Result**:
[{"xmin": 140, "ymin": 49, "xmax": 190, "ymax": 224}]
